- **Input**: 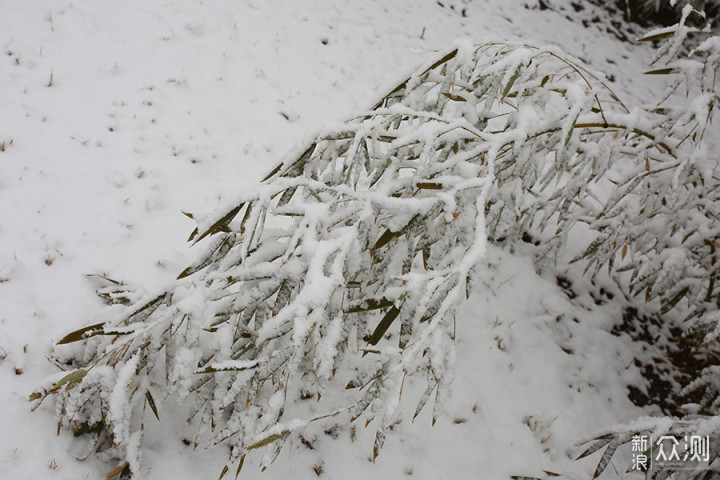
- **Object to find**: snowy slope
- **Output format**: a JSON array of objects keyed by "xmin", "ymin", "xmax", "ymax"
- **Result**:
[{"xmin": 1, "ymin": 1, "xmax": 666, "ymax": 479}]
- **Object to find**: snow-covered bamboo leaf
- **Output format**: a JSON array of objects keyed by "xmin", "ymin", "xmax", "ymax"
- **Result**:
[
  {"xmin": 638, "ymin": 29, "xmax": 676, "ymax": 42},
  {"xmin": 502, "ymin": 67, "xmax": 521, "ymax": 100},
  {"xmin": 576, "ymin": 434, "xmax": 614, "ymax": 460},
  {"xmin": 592, "ymin": 442, "xmax": 619, "ymax": 479},
  {"xmin": 192, "ymin": 204, "xmax": 244, "ymax": 245},
  {"xmin": 57, "ymin": 322, "xmax": 106, "ymax": 344}
]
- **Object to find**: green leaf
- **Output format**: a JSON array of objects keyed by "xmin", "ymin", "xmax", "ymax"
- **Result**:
[
  {"xmin": 418, "ymin": 49, "xmax": 458, "ymax": 76},
  {"xmin": 441, "ymin": 92, "xmax": 467, "ymax": 102},
  {"xmin": 127, "ymin": 292, "xmax": 169, "ymax": 322},
  {"xmin": 346, "ymin": 297, "xmax": 394, "ymax": 313},
  {"xmin": 247, "ymin": 431, "xmax": 288, "ymax": 450},
  {"xmin": 637, "ymin": 30, "xmax": 675, "ymax": 42},
  {"xmin": 372, "ymin": 229, "xmax": 401, "ymax": 250},
  {"xmin": 145, "ymin": 391, "xmax": 160, "ymax": 421},
  {"xmin": 660, "ymin": 286, "xmax": 690, "ymax": 314},
  {"xmin": 368, "ymin": 306, "xmax": 401, "ymax": 345},
  {"xmin": 178, "ymin": 233, "xmax": 233, "ymax": 279},
  {"xmin": 416, "ymin": 182, "xmax": 443, "ymax": 190},
  {"xmin": 644, "ymin": 68, "xmax": 678, "ymax": 75},
  {"xmin": 565, "ymin": 114, "xmax": 579, "ymax": 146},
  {"xmin": 276, "ymin": 185, "xmax": 298, "ymax": 207},
  {"xmin": 187, "ymin": 226, "xmax": 199, "ymax": 242},
  {"xmin": 576, "ymin": 434, "xmax": 613, "ymax": 460},
  {"xmin": 502, "ymin": 67, "xmax": 521, "ymax": 99},
  {"xmin": 614, "ymin": 264, "xmax": 636, "ymax": 273},
  {"xmin": 235, "ymin": 455, "xmax": 246, "ymax": 479},
  {"xmin": 192, "ymin": 204, "xmax": 244, "ymax": 245},
  {"xmin": 571, "ymin": 237, "xmax": 605, "ymax": 264},
  {"xmin": 196, "ymin": 359, "xmax": 259, "ymax": 374},
  {"xmin": 72, "ymin": 421, "xmax": 104, "ymax": 437},
  {"xmin": 373, "ymin": 427, "xmax": 386, "ymax": 462},
  {"xmin": 260, "ymin": 163, "xmax": 283, "ymax": 182},
  {"xmin": 53, "ymin": 368, "xmax": 87, "ymax": 390},
  {"xmin": 57, "ymin": 322, "xmax": 105, "ymax": 344},
  {"xmin": 593, "ymin": 442, "xmax": 619, "ymax": 479},
  {"xmin": 413, "ymin": 382, "xmax": 437, "ymax": 422}
]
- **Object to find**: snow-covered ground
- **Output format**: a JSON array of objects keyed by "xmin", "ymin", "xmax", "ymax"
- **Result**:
[{"xmin": 1, "ymin": 1, "xmax": 669, "ymax": 478}]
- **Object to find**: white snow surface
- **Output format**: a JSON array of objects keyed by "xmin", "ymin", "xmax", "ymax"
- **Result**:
[{"xmin": 1, "ymin": 1, "xmax": 667, "ymax": 479}]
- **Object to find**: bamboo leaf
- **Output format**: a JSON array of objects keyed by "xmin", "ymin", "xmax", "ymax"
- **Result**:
[
  {"xmin": 576, "ymin": 434, "xmax": 613, "ymax": 460},
  {"xmin": 192, "ymin": 204, "xmax": 243, "ymax": 245},
  {"xmin": 418, "ymin": 49, "xmax": 458, "ymax": 76},
  {"xmin": 565, "ymin": 115, "xmax": 579, "ymax": 146},
  {"xmin": 235, "ymin": 454, "xmax": 246, "ymax": 480},
  {"xmin": 218, "ymin": 465, "xmax": 229, "ymax": 480},
  {"xmin": 72, "ymin": 421, "xmax": 104, "ymax": 437},
  {"xmin": 416, "ymin": 182, "xmax": 443, "ymax": 190},
  {"xmin": 247, "ymin": 431, "xmax": 288, "ymax": 450},
  {"xmin": 196, "ymin": 359, "xmax": 259, "ymax": 374},
  {"xmin": 368, "ymin": 306, "xmax": 401, "ymax": 345},
  {"xmin": 441, "ymin": 92, "xmax": 467, "ymax": 102},
  {"xmin": 593, "ymin": 442, "xmax": 619, "ymax": 479},
  {"xmin": 178, "ymin": 233, "xmax": 234, "ymax": 279},
  {"xmin": 570, "ymin": 237, "xmax": 604, "ymax": 264},
  {"xmin": 105, "ymin": 462, "xmax": 130, "ymax": 479},
  {"xmin": 373, "ymin": 427, "xmax": 387, "ymax": 462},
  {"xmin": 145, "ymin": 391, "xmax": 160, "ymax": 421},
  {"xmin": 346, "ymin": 297, "xmax": 394, "ymax": 313},
  {"xmin": 660, "ymin": 286, "xmax": 690, "ymax": 314},
  {"xmin": 638, "ymin": 30, "xmax": 675, "ymax": 42},
  {"xmin": 260, "ymin": 163, "xmax": 283, "ymax": 182},
  {"xmin": 413, "ymin": 382, "xmax": 437, "ymax": 422},
  {"xmin": 502, "ymin": 67, "xmax": 521, "ymax": 99},
  {"xmin": 57, "ymin": 322, "xmax": 105, "ymax": 344},
  {"xmin": 187, "ymin": 226, "xmax": 199, "ymax": 242},
  {"xmin": 262, "ymin": 143, "xmax": 315, "ymax": 182},
  {"xmin": 53, "ymin": 369, "xmax": 87, "ymax": 390},
  {"xmin": 645, "ymin": 68, "xmax": 678, "ymax": 75},
  {"xmin": 615, "ymin": 264, "xmax": 636, "ymax": 273},
  {"xmin": 372, "ymin": 229, "xmax": 401, "ymax": 250}
]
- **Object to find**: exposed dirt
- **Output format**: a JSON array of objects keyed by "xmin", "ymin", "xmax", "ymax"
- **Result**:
[{"xmin": 611, "ymin": 306, "xmax": 720, "ymax": 415}]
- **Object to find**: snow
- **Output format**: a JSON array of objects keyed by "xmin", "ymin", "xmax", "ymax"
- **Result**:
[{"xmin": 0, "ymin": 0, "xmax": 684, "ymax": 479}]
